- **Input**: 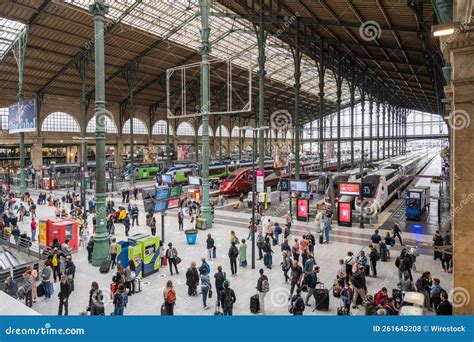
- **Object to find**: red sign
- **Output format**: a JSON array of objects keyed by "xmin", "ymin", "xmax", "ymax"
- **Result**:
[
  {"xmin": 338, "ymin": 202, "xmax": 352, "ymax": 224},
  {"xmin": 167, "ymin": 198, "xmax": 181, "ymax": 209},
  {"xmin": 339, "ymin": 183, "xmax": 360, "ymax": 196},
  {"xmin": 297, "ymin": 198, "xmax": 309, "ymax": 219},
  {"xmin": 256, "ymin": 168, "xmax": 265, "ymax": 177}
]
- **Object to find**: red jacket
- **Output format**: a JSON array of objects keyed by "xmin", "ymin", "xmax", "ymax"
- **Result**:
[{"xmin": 375, "ymin": 290, "xmax": 389, "ymax": 306}]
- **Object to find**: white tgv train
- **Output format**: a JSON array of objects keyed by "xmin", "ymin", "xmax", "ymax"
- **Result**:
[{"xmin": 355, "ymin": 151, "xmax": 436, "ymax": 215}]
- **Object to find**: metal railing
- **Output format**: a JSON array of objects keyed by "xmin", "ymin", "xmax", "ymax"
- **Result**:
[{"xmin": 0, "ymin": 233, "xmax": 43, "ymax": 259}]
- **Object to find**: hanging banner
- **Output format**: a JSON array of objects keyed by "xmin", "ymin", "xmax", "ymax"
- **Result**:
[
  {"xmin": 144, "ymin": 146, "xmax": 158, "ymax": 163},
  {"xmin": 327, "ymin": 141, "xmax": 335, "ymax": 159},
  {"xmin": 177, "ymin": 145, "xmax": 190, "ymax": 160},
  {"xmin": 256, "ymin": 168, "xmax": 265, "ymax": 193},
  {"xmin": 8, "ymin": 99, "xmax": 37, "ymax": 133}
]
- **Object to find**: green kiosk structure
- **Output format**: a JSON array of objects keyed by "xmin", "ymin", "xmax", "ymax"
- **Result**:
[{"xmin": 117, "ymin": 233, "xmax": 161, "ymax": 278}]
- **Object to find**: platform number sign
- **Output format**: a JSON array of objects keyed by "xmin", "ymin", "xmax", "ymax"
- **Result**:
[{"xmin": 361, "ymin": 183, "xmax": 372, "ymax": 198}]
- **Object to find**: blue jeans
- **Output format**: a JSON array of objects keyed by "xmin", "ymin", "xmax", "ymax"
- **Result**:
[
  {"xmin": 216, "ymin": 289, "xmax": 223, "ymax": 307},
  {"xmin": 31, "ymin": 230, "xmax": 36, "ymax": 241},
  {"xmin": 223, "ymin": 308, "xmax": 233, "ymax": 316},
  {"xmin": 283, "ymin": 268, "xmax": 289, "ymax": 282},
  {"xmin": 398, "ymin": 269, "xmax": 403, "ymax": 283},
  {"xmin": 42, "ymin": 281, "xmax": 51, "ymax": 299},
  {"xmin": 201, "ymin": 286, "xmax": 209, "ymax": 307},
  {"xmin": 114, "ymin": 306, "xmax": 124, "ymax": 316},
  {"xmin": 325, "ymin": 228, "xmax": 329, "ymax": 242}
]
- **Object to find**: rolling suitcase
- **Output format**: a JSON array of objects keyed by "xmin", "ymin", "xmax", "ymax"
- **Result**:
[
  {"xmin": 250, "ymin": 294, "xmax": 260, "ymax": 314},
  {"xmin": 134, "ymin": 277, "xmax": 142, "ymax": 293},
  {"xmin": 160, "ymin": 303, "xmax": 167, "ymax": 315},
  {"xmin": 314, "ymin": 284, "xmax": 330, "ymax": 311},
  {"xmin": 319, "ymin": 233, "xmax": 324, "ymax": 245},
  {"xmin": 380, "ymin": 248, "xmax": 388, "ymax": 262},
  {"xmin": 364, "ymin": 264, "xmax": 370, "ymax": 277},
  {"xmin": 99, "ymin": 259, "xmax": 111, "ymax": 274},
  {"xmin": 36, "ymin": 283, "xmax": 45, "ymax": 297}
]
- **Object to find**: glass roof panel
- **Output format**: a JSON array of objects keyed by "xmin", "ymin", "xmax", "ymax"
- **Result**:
[
  {"xmin": 68, "ymin": 0, "xmax": 354, "ymax": 111},
  {"xmin": 0, "ymin": 17, "xmax": 26, "ymax": 60}
]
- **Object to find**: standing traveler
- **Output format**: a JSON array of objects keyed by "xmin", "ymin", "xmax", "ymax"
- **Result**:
[
  {"xmin": 281, "ymin": 251, "xmax": 292, "ymax": 283},
  {"xmin": 113, "ymin": 284, "xmax": 128, "ymax": 316},
  {"xmin": 178, "ymin": 211, "xmax": 184, "ymax": 231},
  {"xmin": 186, "ymin": 262, "xmax": 199, "ymax": 297},
  {"xmin": 200, "ymin": 269, "xmax": 211, "ymax": 309},
  {"xmin": 436, "ymin": 291, "xmax": 453, "ymax": 315},
  {"xmin": 166, "ymin": 243, "xmax": 179, "ymax": 275},
  {"xmin": 58, "ymin": 275, "xmax": 71, "ymax": 316},
  {"xmin": 393, "ymin": 222, "xmax": 403, "ymax": 245},
  {"xmin": 368, "ymin": 244, "xmax": 379, "ymax": 277},
  {"xmin": 239, "ymin": 239, "xmax": 247, "ymax": 267},
  {"xmin": 41, "ymin": 262, "xmax": 53, "ymax": 301},
  {"xmin": 256, "ymin": 269, "xmax": 270, "ymax": 314},
  {"xmin": 340, "ymin": 282, "xmax": 353, "ymax": 315},
  {"xmin": 123, "ymin": 215, "xmax": 131, "ymax": 237},
  {"xmin": 214, "ymin": 266, "xmax": 226, "ymax": 308},
  {"xmin": 109, "ymin": 238, "xmax": 118, "ymax": 269},
  {"xmin": 150, "ymin": 216, "xmax": 156, "ymax": 236},
  {"xmin": 88, "ymin": 282, "xmax": 105, "ymax": 316},
  {"xmin": 163, "ymin": 280, "xmax": 176, "ymax": 315},
  {"xmin": 352, "ymin": 265, "xmax": 367, "ymax": 309},
  {"xmin": 206, "ymin": 234, "xmax": 215, "ymax": 260},
  {"xmin": 228, "ymin": 242, "xmax": 239, "ymax": 276},
  {"xmin": 220, "ymin": 280, "xmax": 236, "ymax": 316},
  {"xmin": 289, "ymin": 288, "xmax": 305, "ymax": 315},
  {"xmin": 30, "ymin": 218, "xmax": 37, "ymax": 242},
  {"xmin": 256, "ymin": 231, "xmax": 264, "ymax": 260}
]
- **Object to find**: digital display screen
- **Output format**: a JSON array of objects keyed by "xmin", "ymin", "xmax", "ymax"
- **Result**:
[
  {"xmin": 154, "ymin": 200, "xmax": 168, "ymax": 213},
  {"xmin": 188, "ymin": 176, "xmax": 201, "ymax": 186},
  {"xmin": 361, "ymin": 183, "xmax": 372, "ymax": 198},
  {"xmin": 338, "ymin": 202, "xmax": 352, "ymax": 224},
  {"xmin": 290, "ymin": 180, "xmax": 308, "ymax": 193},
  {"xmin": 161, "ymin": 174, "xmax": 173, "ymax": 184},
  {"xmin": 339, "ymin": 183, "xmax": 360, "ymax": 196},
  {"xmin": 297, "ymin": 199, "xmax": 309, "ymax": 218},
  {"xmin": 167, "ymin": 198, "xmax": 181, "ymax": 209},
  {"xmin": 170, "ymin": 187, "xmax": 182, "ymax": 198},
  {"xmin": 156, "ymin": 187, "xmax": 170, "ymax": 201},
  {"xmin": 280, "ymin": 179, "xmax": 289, "ymax": 191}
]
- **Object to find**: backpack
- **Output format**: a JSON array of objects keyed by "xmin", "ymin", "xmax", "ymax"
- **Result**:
[
  {"xmin": 288, "ymin": 296, "xmax": 305, "ymax": 313},
  {"xmin": 114, "ymin": 293, "xmax": 128, "ymax": 307},
  {"xmin": 166, "ymin": 289, "xmax": 176, "ymax": 304},
  {"xmin": 199, "ymin": 265, "xmax": 207, "ymax": 275},
  {"xmin": 222, "ymin": 289, "xmax": 233, "ymax": 308},
  {"xmin": 166, "ymin": 248, "xmax": 175, "ymax": 259},
  {"xmin": 261, "ymin": 278, "xmax": 270, "ymax": 293},
  {"xmin": 228, "ymin": 246, "xmax": 237, "ymax": 259}
]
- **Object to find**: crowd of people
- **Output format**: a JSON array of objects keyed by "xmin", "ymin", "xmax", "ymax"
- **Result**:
[{"xmin": 1, "ymin": 183, "xmax": 454, "ymax": 317}]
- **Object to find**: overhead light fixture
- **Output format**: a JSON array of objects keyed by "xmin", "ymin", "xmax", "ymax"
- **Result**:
[{"xmin": 431, "ymin": 22, "xmax": 470, "ymax": 37}]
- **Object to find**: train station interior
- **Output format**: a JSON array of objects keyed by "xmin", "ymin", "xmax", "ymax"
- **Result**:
[{"xmin": 0, "ymin": 0, "xmax": 473, "ymax": 316}]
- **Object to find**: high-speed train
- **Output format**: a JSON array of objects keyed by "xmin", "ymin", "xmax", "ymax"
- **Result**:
[{"xmin": 355, "ymin": 151, "xmax": 436, "ymax": 215}]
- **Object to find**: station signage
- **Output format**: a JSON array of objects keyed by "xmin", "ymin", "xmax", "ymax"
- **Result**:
[
  {"xmin": 339, "ymin": 183, "xmax": 360, "ymax": 196},
  {"xmin": 188, "ymin": 175, "xmax": 201, "ymax": 186},
  {"xmin": 161, "ymin": 174, "xmax": 173, "ymax": 184},
  {"xmin": 256, "ymin": 168, "xmax": 265, "ymax": 193},
  {"xmin": 361, "ymin": 183, "xmax": 373, "ymax": 198},
  {"xmin": 338, "ymin": 202, "xmax": 352, "ymax": 227},
  {"xmin": 296, "ymin": 198, "xmax": 309, "ymax": 222},
  {"xmin": 280, "ymin": 179, "xmax": 289, "ymax": 192},
  {"xmin": 290, "ymin": 180, "xmax": 309, "ymax": 193}
]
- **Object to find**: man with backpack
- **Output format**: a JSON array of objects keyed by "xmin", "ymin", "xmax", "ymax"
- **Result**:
[
  {"xmin": 256, "ymin": 269, "xmax": 270, "ymax": 314},
  {"xmin": 199, "ymin": 258, "xmax": 211, "ymax": 275},
  {"xmin": 228, "ymin": 242, "xmax": 239, "ymax": 276},
  {"xmin": 395, "ymin": 249, "xmax": 413, "ymax": 284},
  {"xmin": 368, "ymin": 243, "xmax": 379, "ymax": 277},
  {"xmin": 304, "ymin": 265, "xmax": 320, "ymax": 306},
  {"xmin": 166, "ymin": 243, "xmax": 179, "ymax": 275},
  {"xmin": 221, "ymin": 280, "xmax": 236, "ymax": 316},
  {"xmin": 289, "ymin": 288, "xmax": 305, "ymax": 315},
  {"xmin": 256, "ymin": 231, "xmax": 264, "ymax": 260},
  {"xmin": 289, "ymin": 260, "xmax": 303, "ymax": 299},
  {"xmin": 352, "ymin": 265, "xmax": 367, "ymax": 309}
]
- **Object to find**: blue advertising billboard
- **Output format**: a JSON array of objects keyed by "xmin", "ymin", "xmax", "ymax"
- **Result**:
[
  {"xmin": 156, "ymin": 187, "xmax": 170, "ymax": 201},
  {"xmin": 8, "ymin": 99, "xmax": 37, "ymax": 133}
]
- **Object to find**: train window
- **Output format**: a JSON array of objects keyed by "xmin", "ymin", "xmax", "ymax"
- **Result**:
[{"xmin": 385, "ymin": 172, "xmax": 396, "ymax": 181}]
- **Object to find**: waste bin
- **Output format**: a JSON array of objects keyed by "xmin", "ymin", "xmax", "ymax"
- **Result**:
[
  {"xmin": 185, "ymin": 229, "xmax": 198, "ymax": 245},
  {"xmin": 196, "ymin": 217, "xmax": 207, "ymax": 230}
]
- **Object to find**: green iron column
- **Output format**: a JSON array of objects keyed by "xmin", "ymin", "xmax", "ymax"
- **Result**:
[
  {"xmin": 349, "ymin": 65, "xmax": 356, "ymax": 168},
  {"xmin": 12, "ymin": 29, "xmax": 28, "ymax": 195},
  {"xmin": 387, "ymin": 105, "xmax": 391, "ymax": 158},
  {"xmin": 90, "ymin": 0, "xmax": 109, "ymax": 266},
  {"xmin": 292, "ymin": 21, "xmax": 302, "ymax": 180},
  {"xmin": 318, "ymin": 39, "xmax": 326, "ymax": 173},
  {"xmin": 359, "ymin": 77, "xmax": 366, "ymax": 229},
  {"xmin": 256, "ymin": 0, "xmax": 267, "ymax": 168},
  {"xmin": 369, "ymin": 94, "xmax": 373, "ymax": 162},
  {"xmin": 376, "ymin": 99, "xmax": 380, "ymax": 160},
  {"xmin": 334, "ymin": 58, "xmax": 343, "ymax": 171},
  {"xmin": 382, "ymin": 102, "xmax": 386, "ymax": 159},
  {"xmin": 75, "ymin": 56, "xmax": 89, "ymax": 210},
  {"xmin": 123, "ymin": 63, "xmax": 137, "ymax": 186},
  {"xmin": 200, "ymin": 0, "xmax": 212, "ymax": 228}
]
